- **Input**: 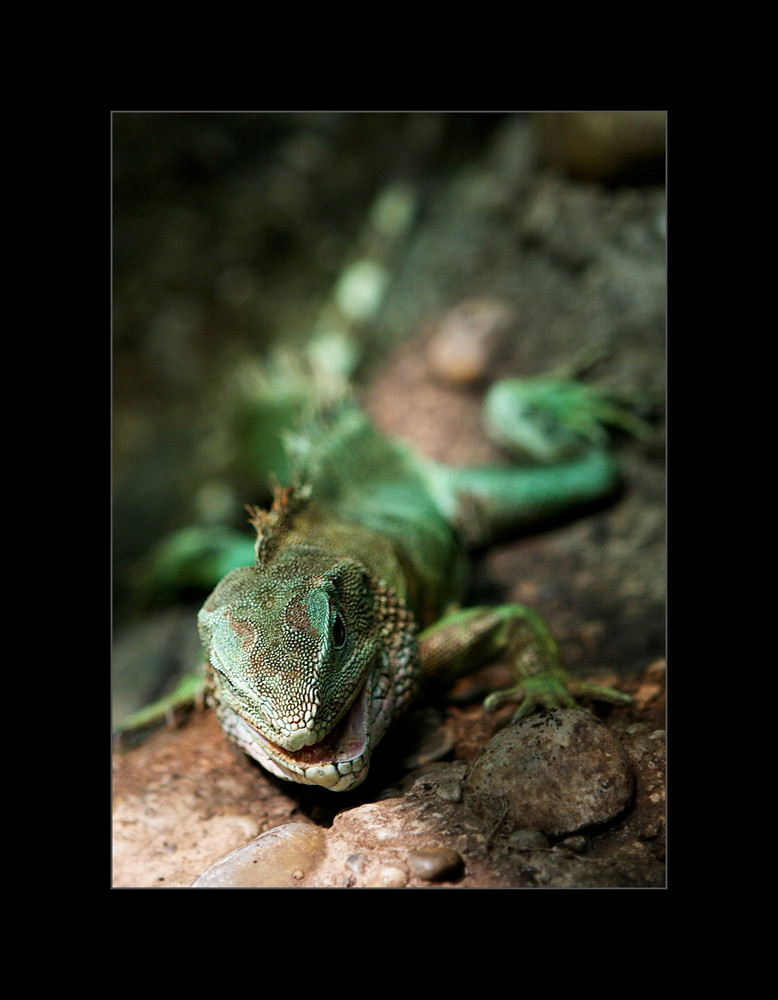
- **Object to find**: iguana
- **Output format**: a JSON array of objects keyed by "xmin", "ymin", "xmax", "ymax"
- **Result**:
[{"xmin": 187, "ymin": 363, "xmax": 651, "ymax": 792}]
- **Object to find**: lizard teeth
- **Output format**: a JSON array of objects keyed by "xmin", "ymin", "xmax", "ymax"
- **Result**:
[
  {"xmin": 299, "ymin": 763, "xmax": 341, "ymax": 787},
  {"xmin": 222, "ymin": 679, "xmax": 373, "ymax": 790},
  {"xmin": 299, "ymin": 763, "xmax": 346, "ymax": 788}
]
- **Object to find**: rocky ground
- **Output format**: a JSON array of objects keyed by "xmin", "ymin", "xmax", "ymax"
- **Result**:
[{"xmin": 112, "ymin": 112, "xmax": 666, "ymax": 889}]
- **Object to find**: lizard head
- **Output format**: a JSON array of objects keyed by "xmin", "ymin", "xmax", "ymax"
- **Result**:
[{"xmin": 198, "ymin": 546, "xmax": 417, "ymax": 791}]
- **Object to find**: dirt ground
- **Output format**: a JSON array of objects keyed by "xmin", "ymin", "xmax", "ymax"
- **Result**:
[{"xmin": 112, "ymin": 112, "xmax": 665, "ymax": 889}]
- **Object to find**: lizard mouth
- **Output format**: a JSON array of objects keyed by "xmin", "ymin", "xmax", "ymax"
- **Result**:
[{"xmin": 233, "ymin": 681, "xmax": 372, "ymax": 791}]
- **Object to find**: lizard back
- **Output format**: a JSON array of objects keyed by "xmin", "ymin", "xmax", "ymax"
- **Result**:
[{"xmin": 280, "ymin": 400, "xmax": 466, "ymax": 627}]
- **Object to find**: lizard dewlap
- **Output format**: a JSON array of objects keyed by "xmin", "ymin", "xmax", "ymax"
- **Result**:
[{"xmin": 198, "ymin": 385, "xmax": 637, "ymax": 791}]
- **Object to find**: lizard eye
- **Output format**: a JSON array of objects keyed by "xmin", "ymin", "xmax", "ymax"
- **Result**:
[{"xmin": 332, "ymin": 612, "xmax": 347, "ymax": 649}]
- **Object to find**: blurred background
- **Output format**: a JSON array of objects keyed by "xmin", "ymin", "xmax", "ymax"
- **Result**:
[{"xmin": 112, "ymin": 111, "xmax": 666, "ymax": 725}]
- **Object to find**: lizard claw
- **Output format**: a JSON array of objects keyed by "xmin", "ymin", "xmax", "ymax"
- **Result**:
[
  {"xmin": 567, "ymin": 679, "xmax": 634, "ymax": 707},
  {"xmin": 484, "ymin": 374, "xmax": 655, "ymax": 465},
  {"xmin": 483, "ymin": 672, "xmax": 631, "ymax": 721}
]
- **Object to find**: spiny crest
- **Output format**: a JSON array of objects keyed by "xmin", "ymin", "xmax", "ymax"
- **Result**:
[
  {"xmin": 247, "ymin": 477, "xmax": 311, "ymax": 566},
  {"xmin": 281, "ymin": 394, "xmax": 358, "ymax": 480}
]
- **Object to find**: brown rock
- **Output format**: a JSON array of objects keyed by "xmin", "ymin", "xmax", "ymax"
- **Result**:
[
  {"xmin": 190, "ymin": 823, "xmax": 327, "ymax": 887},
  {"xmin": 464, "ymin": 709, "xmax": 635, "ymax": 836}
]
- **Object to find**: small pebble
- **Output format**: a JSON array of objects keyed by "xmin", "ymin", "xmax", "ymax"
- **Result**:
[
  {"xmin": 426, "ymin": 298, "xmax": 513, "ymax": 385},
  {"xmin": 436, "ymin": 779, "xmax": 464, "ymax": 803},
  {"xmin": 406, "ymin": 847, "xmax": 464, "ymax": 882},
  {"xmin": 559, "ymin": 835, "xmax": 589, "ymax": 854},
  {"xmin": 370, "ymin": 866, "xmax": 408, "ymax": 888},
  {"xmin": 346, "ymin": 853, "xmax": 367, "ymax": 876},
  {"xmin": 508, "ymin": 829, "xmax": 549, "ymax": 851}
]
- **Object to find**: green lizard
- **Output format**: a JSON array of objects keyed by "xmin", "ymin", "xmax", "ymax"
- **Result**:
[{"xmin": 190, "ymin": 364, "xmax": 650, "ymax": 792}]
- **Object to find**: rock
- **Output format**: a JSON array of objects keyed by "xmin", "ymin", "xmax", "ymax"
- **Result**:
[
  {"xmin": 426, "ymin": 298, "xmax": 514, "ymax": 385},
  {"xmin": 183, "ymin": 720, "xmax": 662, "ymax": 887},
  {"xmin": 369, "ymin": 866, "xmax": 408, "ymax": 888},
  {"xmin": 190, "ymin": 823, "xmax": 327, "ymax": 887},
  {"xmin": 406, "ymin": 847, "xmax": 464, "ymax": 882},
  {"xmin": 436, "ymin": 778, "xmax": 464, "ymax": 803},
  {"xmin": 558, "ymin": 834, "xmax": 588, "ymax": 853},
  {"xmin": 535, "ymin": 111, "xmax": 666, "ymax": 182},
  {"xmin": 464, "ymin": 709, "xmax": 635, "ymax": 836},
  {"xmin": 508, "ymin": 829, "xmax": 550, "ymax": 851}
]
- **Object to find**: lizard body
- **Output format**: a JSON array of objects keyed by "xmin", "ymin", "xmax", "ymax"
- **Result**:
[{"xmin": 197, "ymin": 376, "xmax": 644, "ymax": 791}]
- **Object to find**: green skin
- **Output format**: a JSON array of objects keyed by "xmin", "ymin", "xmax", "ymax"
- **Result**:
[{"xmin": 119, "ymin": 371, "xmax": 646, "ymax": 792}]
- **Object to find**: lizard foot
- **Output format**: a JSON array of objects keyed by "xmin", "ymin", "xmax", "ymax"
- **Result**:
[
  {"xmin": 483, "ymin": 672, "xmax": 633, "ymax": 721},
  {"xmin": 484, "ymin": 371, "xmax": 654, "ymax": 465}
]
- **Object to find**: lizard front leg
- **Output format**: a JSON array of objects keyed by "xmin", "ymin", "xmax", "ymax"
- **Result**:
[
  {"xmin": 113, "ymin": 672, "xmax": 207, "ymax": 739},
  {"xmin": 418, "ymin": 604, "xmax": 632, "ymax": 720}
]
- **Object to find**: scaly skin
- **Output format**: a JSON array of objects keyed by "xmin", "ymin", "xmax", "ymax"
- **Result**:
[{"xmin": 196, "ymin": 385, "xmax": 639, "ymax": 791}]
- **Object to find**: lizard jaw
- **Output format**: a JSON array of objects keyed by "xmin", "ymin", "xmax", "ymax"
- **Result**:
[{"xmin": 223, "ymin": 680, "xmax": 373, "ymax": 791}]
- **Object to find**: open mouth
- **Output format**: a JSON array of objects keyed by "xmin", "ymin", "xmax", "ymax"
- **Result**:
[{"xmin": 235, "ymin": 681, "xmax": 372, "ymax": 790}]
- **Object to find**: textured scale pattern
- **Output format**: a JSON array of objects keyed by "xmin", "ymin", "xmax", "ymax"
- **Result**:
[{"xmin": 194, "ymin": 389, "xmax": 637, "ymax": 791}]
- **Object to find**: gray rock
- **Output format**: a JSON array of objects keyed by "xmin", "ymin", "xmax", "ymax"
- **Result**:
[{"xmin": 464, "ymin": 709, "xmax": 635, "ymax": 837}]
